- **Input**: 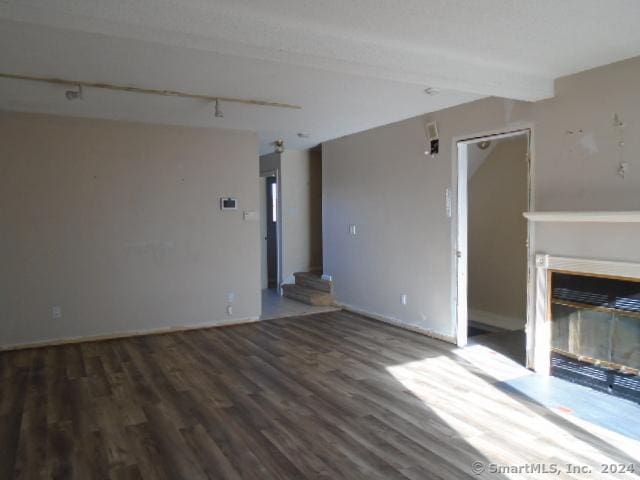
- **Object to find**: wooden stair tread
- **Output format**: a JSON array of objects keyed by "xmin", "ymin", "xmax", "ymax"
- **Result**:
[
  {"xmin": 293, "ymin": 271, "xmax": 332, "ymax": 293},
  {"xmin": 282, "ymin": 284, "xmax": 334, "ymax": 306},
  {"xmin": 294, "ymin": 271, "xmax": 322, "ymax": 278}
]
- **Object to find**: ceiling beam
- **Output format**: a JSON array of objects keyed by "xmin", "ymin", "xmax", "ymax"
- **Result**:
[{"xmin": 0, "ymin": 4, "xmax": 555, "ymax": 101}]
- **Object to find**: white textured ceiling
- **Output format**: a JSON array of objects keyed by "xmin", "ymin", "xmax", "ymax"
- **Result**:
[{"xmin": 1, "ymin": 1, "xmax": 640, "ymax": 153}]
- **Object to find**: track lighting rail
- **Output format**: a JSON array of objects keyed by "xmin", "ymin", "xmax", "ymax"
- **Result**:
[{"xmin": 0, "ymin": 72, "xmax": 302, "ymax": 110}]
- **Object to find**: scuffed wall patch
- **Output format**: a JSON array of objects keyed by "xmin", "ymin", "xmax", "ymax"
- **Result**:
[{"xmin": 578, "ymin": 132, "xmax": 598, "ymax": 155}]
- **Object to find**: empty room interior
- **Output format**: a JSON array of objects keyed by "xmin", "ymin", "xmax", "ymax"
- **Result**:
[{"xmin": 2, "ymin": 2, "xmax": 640, "ymax": 479}]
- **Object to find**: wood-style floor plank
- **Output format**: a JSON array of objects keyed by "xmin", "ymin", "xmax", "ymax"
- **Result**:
[{"xmin": 1, "ymin": 311, "xmax": 639, "ymax": 479}]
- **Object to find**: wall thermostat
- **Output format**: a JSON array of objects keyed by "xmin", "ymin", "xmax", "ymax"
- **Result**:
[{"xmin": 220, "ymin": 197, "xmax": 238, "ymax": 210}]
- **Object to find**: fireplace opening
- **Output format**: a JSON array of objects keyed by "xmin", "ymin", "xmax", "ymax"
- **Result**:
[{"xmin": 550, "ymin": 271, "xmax": 640, "ymax": 403}]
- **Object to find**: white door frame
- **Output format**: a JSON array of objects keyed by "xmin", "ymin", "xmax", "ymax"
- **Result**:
[
  {"xmin": 261, "ymin": 169, "xmax": 283, "ymax": 295},
  {"xmin": 452, "ymin": 126, "xmax": 536, "ymax": 369}
]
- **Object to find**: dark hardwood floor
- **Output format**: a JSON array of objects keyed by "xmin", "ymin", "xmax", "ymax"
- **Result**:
[{"xmin": 1, "ymin": 311, "xmax": 638, "ymax": 479}]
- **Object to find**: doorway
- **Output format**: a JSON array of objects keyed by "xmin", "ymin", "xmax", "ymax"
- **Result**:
[
  {"xmin": 261, "ymin": 173, "xmax": 280, "ymax": 292},
  {"xmin": 455, "ymin": 129, "xmax": 532, "ymax": 366}
]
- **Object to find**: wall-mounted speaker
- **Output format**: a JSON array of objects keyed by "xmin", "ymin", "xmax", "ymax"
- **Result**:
[{"xmin": 425, "ymin": 121, "xmax": 439, "ymax": 155}]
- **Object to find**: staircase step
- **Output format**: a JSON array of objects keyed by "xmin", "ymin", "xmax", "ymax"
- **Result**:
[
  {"xmin": 282, "ymin": 284, "xmax": 334, "ymax": 306},
  {"xmin": 294, "ymin": 271, "xmax": 332, "ymax": 293}
]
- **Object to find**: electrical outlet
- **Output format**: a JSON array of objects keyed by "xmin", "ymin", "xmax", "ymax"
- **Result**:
[
  {"xmin": 401, "ymin": 294, "xmax": 407, "ymax": 306},
  {"xmin": 349, "ymin": 224, "xmax": 357, "ymax": 236},
  {"xmin": 52, "ymin": 306, "xmax": 62, "ymax": 319},
  {"xmin": 226, "ymin": 305, "xmax": 233, "ymax": 316}
]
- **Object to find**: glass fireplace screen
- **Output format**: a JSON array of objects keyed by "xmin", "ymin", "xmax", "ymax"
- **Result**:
[{"xmin": 550, "ymin": 271, "xmax": 640, "ymax": 372}]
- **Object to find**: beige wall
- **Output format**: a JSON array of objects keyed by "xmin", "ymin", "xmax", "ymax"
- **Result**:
[
  {"xmin": 323, "ymin": 55, "xmax": 640, "ymax": 340},
  {"xmin": 468, "ymin": 136, "xmax": 528, "ymax": 329},
  {"xmin": 280, "ymin": 149, "xmax": 322, "ymax": 283},
  {"xmin": 0, "ymin": 112, "xmax": 261, "ymax": 348},
  {"xmin": 259, "ymin": 152, "xmax": 280, "ymax": 176}
]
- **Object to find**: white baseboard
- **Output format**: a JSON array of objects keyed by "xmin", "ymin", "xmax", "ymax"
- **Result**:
[
  {"xmin": 0, "ymin": 316, "xmax": 260, "ymax": 352},
  {"xmin": 337, "ymin": 302, "xmax": 456, "ymax": 344},
  {"xmin": 468, "ymin": 308, "xmax": 525, "ymax": 331}
]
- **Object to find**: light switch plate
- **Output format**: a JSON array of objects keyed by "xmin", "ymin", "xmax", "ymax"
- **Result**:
[{"xmin": 243, "ymin": 210, "xmax": 258, "ymax": 221}]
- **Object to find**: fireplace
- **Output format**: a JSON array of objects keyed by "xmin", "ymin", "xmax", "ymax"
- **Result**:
[
  {"xmin": 531, "ymin": 254, "xmax": 640, "ymax": 403},
  {"xmin": 549, "ymin": 271, "xmax": 640, "ymax": 402}
]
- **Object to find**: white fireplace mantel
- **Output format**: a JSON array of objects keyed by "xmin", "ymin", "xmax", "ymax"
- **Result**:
[{"xmin": 523, "ymin": 211, "xmax": 640, "ymax": 223}]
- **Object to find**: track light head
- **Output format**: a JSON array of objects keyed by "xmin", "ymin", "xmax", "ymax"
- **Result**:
[
  {"xmin": 274, "ymin": 139, "xmax": 284, "ymax": 154},
  {"xmin": 65, "ymin": 84, "xmax": 83, "ymax": 101},
  {"xmin": 214, "ymin": 98, "xmax": 224, "ymax": 118}
]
